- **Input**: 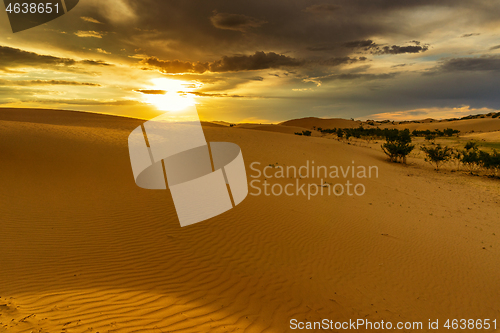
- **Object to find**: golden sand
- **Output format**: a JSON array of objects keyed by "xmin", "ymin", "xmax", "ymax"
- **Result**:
[{"xmin": 1, "ymin": 109, "xmax": 499, "ymax": 332}]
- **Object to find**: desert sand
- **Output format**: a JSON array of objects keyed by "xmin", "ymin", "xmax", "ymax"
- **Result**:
[{"xmin": 1, "ymin": 108, "xmax": 499, "ymax": 332}]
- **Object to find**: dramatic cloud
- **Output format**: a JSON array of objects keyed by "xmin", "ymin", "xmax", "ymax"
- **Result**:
[
  {"xmin": 343, "ymin": 40, "xmax": 429, "ymax": 55},
  {"xmin": 2, "ymin": 0, "xmax": 500, "ymax": 121},
  {"xmin": 210, "ymin": 12, "xmax": 267, "ymax": 31},
  {"xmin": 374, "ymin": 45, "xmax": 429, "ymax": 55},
  {"xmin": 436, "ymin": 55, "xmax": 500, "ymax": 72},
  {"xmin": 0, "ymin": 45, "xmax": 112, "ymax": 71},
  {"xmin": 210, "ymin": 52, "xmax": 304, "ymax": 72},
  {"xmin": 142, "ymin": 51, "xmax": 304, "ymax": 74}
]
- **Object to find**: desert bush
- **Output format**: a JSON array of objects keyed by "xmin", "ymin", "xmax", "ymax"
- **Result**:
[
  {"xmin": 424, "ymin": 134, "xmax": 436, "ymax": 142},
  {"xmin": 464, "ymin": 141, "xmax": 478, "ymax": 151},
  {"xmin": 381, "ymin": 129, "xmax": 414, "ymax": 164},
  {"xmin": 294, "ymin": 130, "xmax": 312, "ymax": 136},
  {"xmin": 421, "ymin": 144, "xmax": 452, "ymax": 170},
  {"xmin": 412, "ymin": 128, "xmax": 460, "ymax": 137},
  {"xmin": 479, "ymin": 150, "xmax": 500, "ymax": 176},
  {"xmin": 461, "ymin": 141, "xmax": 480, "ymax": 172},
  {"xmin": 443, "ymin": 128, "xmax": 460, "ymax": 137},
  {"xmin": 451, "ymin": 149, "xmax": 463, "ymax": 171}
]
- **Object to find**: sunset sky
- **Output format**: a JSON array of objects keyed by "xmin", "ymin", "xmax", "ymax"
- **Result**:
[{"xmin": 1, "ymin": 0, "xmax": 500, "ymax": 122}]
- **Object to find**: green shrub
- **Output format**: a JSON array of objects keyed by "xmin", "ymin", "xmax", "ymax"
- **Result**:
[
  {"xmin": 424, "ymin": 134, "xmax": 436, "ymax": 142},
  {"xmin": 295, "ymin": 130, "xmax": 312, "ymax": 136},
  {"xmin": 451, "ymin": 149, "xmax": 463, "ymax": 171},
  {"xmin": 461, "ymin": 141, "xmax": 480, "ymax": 172},
  {"xmin": 479, "ymin": 150, "xmax": 500, "ymax": 176},
  {"xmin": 421, "ymin": 144, "xmax": 452, "ymax": 170},
  {"xmin": 381, "ymin": 129, "xmax": 414, "ymax": 164}
]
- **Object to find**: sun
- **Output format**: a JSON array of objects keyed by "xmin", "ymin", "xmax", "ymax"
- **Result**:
[{"xmin": 143, "ymin": 78, "xmax": 197, "ymax": 112}]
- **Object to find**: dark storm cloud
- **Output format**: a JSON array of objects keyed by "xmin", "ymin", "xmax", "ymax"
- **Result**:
[
  {"xmin": 374, "ymin": 45, "xmax": 429, "ymax": 55},
  {"xmin": 210, "ymin": 52, "xmax": 304, "ymax": 72},
  {"xmin": 142, "ymin": 51, "xmax": 304, "ymax": 74},
  {"xmin": 0, "ymin": 45, "xmax": 113, "ymax": 71},
  {"xmin": 489, "ymin": 45, "xmax": 500, "ymax": 51},
  {"xmin": 342, "ymin": 40, "xmax": 429, "ymax": 55},
  {"xmin": 210, "ymin": 12, "xmax": 267, "ymax": 31},
  {"xmin": 40, "ymin": 0, "xmax": 499, "ymax": 66},
  {"xmin": 435, "ymin": 55, "xmax": 500, "ymax": 72},
  {"xmin": 4, "ymin": 0, "xmax": 500, "ymax": 120},
  {"xmin": 142, "ymin": 52, "xmax": 370, "ymax": 74}
]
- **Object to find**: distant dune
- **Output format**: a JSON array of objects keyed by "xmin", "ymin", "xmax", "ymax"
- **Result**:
[
  {"xmin": 1, "ymin": 108, "xmax": 499, "ymax": 333},
  {"xmin": 280, "ymin": 117, "xmax": 362, "ymax": 129},
  {"xmin": 388, "ymin": 117, "xmax": 500, "ymax": 133},
  {"xmin": 275, "ymin": 115, "xmax": 500, "ymax": 134},
  {"xmin": 236, "ymin": 123, "xmax": 323, "ymax": 136}
]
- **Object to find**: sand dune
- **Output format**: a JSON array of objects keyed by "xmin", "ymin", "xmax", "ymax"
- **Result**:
[
  {"xmin": 281, "ymin": 116, "xmax": 500, "ymax": 134},
  {"xmin": 389, "ymin": 118, "xmax": 500, "ymax": 133},
  {"xmin": 235, "ymin": 124, "xmax": 323, "ymax": 137},
  {"xmin": 280, "ymin": 117, "xmax": 362, "ymax": 130},
  {"xmin": 1, "ymin": 109, "xmax": 499, "ymax": 332}
]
